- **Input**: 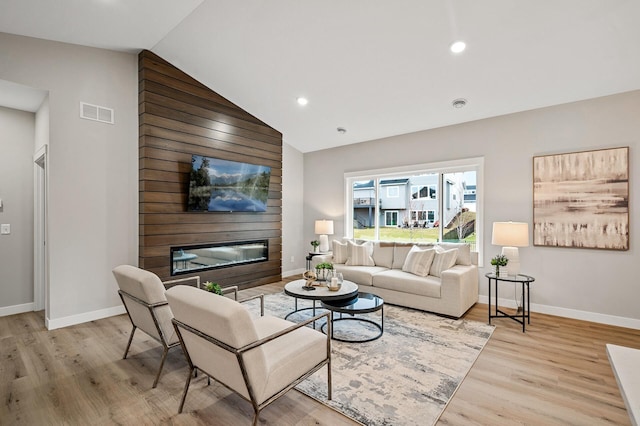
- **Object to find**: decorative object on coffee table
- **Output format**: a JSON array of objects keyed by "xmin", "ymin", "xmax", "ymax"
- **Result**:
[{"xmin": 315, "ymin": 262, "xmax": 334, "ymax": 282}]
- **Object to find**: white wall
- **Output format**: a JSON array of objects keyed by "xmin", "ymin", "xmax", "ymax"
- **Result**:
[
  {"xmin": 304, "ymin": 90, "xmax": 640, "ymax": 327},
  {"xmin": 0, "ymin": 106, "xmax": 35, "ymax": 314},
  {"xmin": 0, "ymin": 33, "xmax": 138, "ymax": 328},
  {"xmin": 282, "ymin": 142, "xmax": 305, "ymax": 276}
]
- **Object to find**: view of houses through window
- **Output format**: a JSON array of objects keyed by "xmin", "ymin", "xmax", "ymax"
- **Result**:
[{"xmin": 347, "ymin": 162, "xmax": 479, "ymax": 252}]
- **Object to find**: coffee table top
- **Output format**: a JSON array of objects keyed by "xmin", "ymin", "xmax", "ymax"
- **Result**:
[
  {"xmin": 321, "ymin": 292, "xmax": 384, "ymax": 314},
  {"xmin": 284, "ymin": 279, "xmax": 358, "ymax": 301}
]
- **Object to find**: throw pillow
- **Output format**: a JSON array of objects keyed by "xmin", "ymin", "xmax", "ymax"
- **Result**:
[
  {"xmin": 345, "ymin": 241, "xmax": 375, "ymax": 266},
  {"xmin": 402, "ymin": 246, "xmax": 436, "ymax": 277},
  {"xmin": 332, "ymin": 240, "xmax": 348, "ymax": 264},
  {"xmin": 430, "ymin": 247, "xmax": 458, "ymax": 277},
  {"xmin": 437, "ymin": 242, "xmax": 472, "ymax": 266}
]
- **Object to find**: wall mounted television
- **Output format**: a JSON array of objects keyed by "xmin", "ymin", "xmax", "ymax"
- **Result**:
[{"xmin": 187, "ymin": 154, "xmax": 271, "ymax": 212}]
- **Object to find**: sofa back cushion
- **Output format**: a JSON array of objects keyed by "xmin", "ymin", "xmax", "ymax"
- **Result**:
[
  {"xmin": 372, "ymin": 242, "xmax": 394, "ymax": 268},
  {"xmin": 345, "ymin": 241, "xmax": 375, "ymax": 266},
  {"xmin": 430, "ymin": 247, "xmax": 459, "ymax": 277},
  {"xmin": 402, "ymin": 246, "xmax": 436, "ymax": 277},
  {"xmin": 332, "ymin": 240, "xmax": 349, "ymax": 264},
  {"xmin": 392, "ymin": 243, "xmax": 414, "ymax": 269}
]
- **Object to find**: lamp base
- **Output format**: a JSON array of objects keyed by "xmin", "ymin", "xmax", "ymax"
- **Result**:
[
  {"xmin": 318, "ymin": 235, "xmax": 330, "ymax": 253},
  {"xmin": 501, "ymin": 246, "xmax": 520, "ymax": 276}
]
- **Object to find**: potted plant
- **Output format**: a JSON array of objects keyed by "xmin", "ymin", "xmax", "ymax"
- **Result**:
[
  {"xmin": 490, "ymin": 254, "xmax": 508, "ymax": 276},
  {"xmin": 315, "ymin": 262, "xmax": 334, "ymax": 282},
  {"xmin": 203, "ymin": 281, "xmax": 223, "ymax": 295},
  {"xmin": 310, "ymin": 240, "xmax": 320, "ymax": 253}
]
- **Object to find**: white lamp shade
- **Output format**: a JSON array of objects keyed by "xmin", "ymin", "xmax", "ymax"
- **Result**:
[
  {"xmin": 491, "ymin": 222, "xmax": 529, "ymax": 247},
  {"xmin": 315, "ymin": 220, "xmax": 334, "ymax": 235}
]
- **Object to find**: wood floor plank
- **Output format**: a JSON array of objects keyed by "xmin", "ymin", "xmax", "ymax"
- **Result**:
[{"xmin": 1, "ymin": 279, "xmax": 638, "ymax": 425}]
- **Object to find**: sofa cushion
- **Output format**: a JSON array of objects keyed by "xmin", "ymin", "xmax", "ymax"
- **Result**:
[
  {"xmin": 372, "ymin": 242, "xmax": 394, "ymax": 268},
  {"xmin": 392, "ymin": 243, "xmax": 414, "ymax": 269},
  {"xmin": 430, "ymin": 247, "xmax": 458, "ymax": 277},
  {"xmin": 402, "ymin": 246, "xmax": 436, "ymax": 277},
  {"xmin": 332, "ymin": 240, "xmax": 348, "ymax": 264},
  {"xmin": 334, "ymin": 265, "xmax": 387, "ymax": 286},
  {"xmin": 437, "ymin": 242, "xmax": 472, "ymax": 266},
  {"xmin": 372, "ymin": 269, "xmax": 441, "ymax": 298},
  {"xmin": 345, "ymin": 241, "xmax": 375, "ymax": 266}
]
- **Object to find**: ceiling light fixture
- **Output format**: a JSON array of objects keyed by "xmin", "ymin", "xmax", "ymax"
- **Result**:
[
  {"xmin": 452, "ymin": 98, "xmax": 467, "ymax": 109},
  {"xmin": 337, "ymin": 127, "xmax": 347, "ymax": 134},
  {"xmin": 297, "ymin": 97, "xmax": 308, "ymax": 106},
  {"xmin": 450, "ymin": 41, "xmax": 466, "ymax": 54}
]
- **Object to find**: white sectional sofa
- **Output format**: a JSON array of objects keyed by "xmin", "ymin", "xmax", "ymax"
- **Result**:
[{"xmin": 312, "ymin": 240, "xmax": 478, "ymax": 318}]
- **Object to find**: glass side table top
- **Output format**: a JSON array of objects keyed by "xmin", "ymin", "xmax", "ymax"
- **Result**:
[{"xmin": 485, "ymin": 273, "xmax": 535, "ymax": 283}]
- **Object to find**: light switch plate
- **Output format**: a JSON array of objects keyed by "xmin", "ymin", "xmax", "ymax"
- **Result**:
[{"xmin": 1, "ymin": 224, "xmax": 10, "ymax": 235}]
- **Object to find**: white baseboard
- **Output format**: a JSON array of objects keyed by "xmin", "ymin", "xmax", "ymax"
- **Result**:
[
  {"xmin": 47, "ymin": 305, "xmax": 126, "ymax": 330},
  {"xmin": 478, "ymin": 295, "xmax": 640, "ymax": 330},
  {"xmin": 0, "ymin": 302, "xmax": 35, "ymax": 317}
]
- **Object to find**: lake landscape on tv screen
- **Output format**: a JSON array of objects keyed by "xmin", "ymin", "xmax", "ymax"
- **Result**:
[{"xmin": 188, "ymin": 155, "xmax": 271, "ymax": 212}]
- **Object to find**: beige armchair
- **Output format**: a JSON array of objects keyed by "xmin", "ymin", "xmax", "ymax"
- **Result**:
[
  {"xmin": 165, "ymin": 285, "xmax": 332, "ymax": 425},
  {"xmin": 112, "ymin": 265, "xmax": 201, "ymax": 388}
]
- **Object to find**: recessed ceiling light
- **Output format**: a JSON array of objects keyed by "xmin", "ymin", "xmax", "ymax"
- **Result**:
[
  {"xmin": 452, "ymin": 98, "xmax": 467, "ymax": 108},
  {"xmin": 297, "ymin": 97, "xmax": 308, "ymax": 106},
  {"xmin": 450, "ymin": 41, "xmax": 466, "ymax": 54}
]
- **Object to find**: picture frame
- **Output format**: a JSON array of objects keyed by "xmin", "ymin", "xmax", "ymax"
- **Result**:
[{"xmin": 533, "ymin": 147, "xmax": 629, "ymax": 250}]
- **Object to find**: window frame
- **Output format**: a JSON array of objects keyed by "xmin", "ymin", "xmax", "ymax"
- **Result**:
[{"xmin": 344, "ymin": 156, "xmax": 484, "ymax": 265}]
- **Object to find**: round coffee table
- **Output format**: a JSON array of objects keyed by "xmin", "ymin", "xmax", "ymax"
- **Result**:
[
  {"xmin": 283, "ymin": 279, "xmax": 358, "ymax": 324},
  {"xmin": 320, "ymin": 292, "xmax": 384, "ymax": 343}
]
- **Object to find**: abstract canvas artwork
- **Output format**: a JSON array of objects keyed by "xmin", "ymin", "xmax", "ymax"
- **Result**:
[{"xmin": 533, "ymin": 147, "xmax": 629, "ymax": 250}]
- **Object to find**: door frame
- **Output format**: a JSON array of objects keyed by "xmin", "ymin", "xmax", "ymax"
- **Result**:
[{"xmin": 33, "ymin": 144, "xmax": 48, "ymax": 314}]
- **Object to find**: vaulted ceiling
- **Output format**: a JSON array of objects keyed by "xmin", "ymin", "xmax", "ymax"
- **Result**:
[{"xmin": 1, "ymin": 0, "xmax": 639, "ymax": 152}]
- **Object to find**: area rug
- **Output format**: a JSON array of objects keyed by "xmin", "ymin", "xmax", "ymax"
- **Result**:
[{"xmin": 245, "ymin": 292, "xmax": 494, "ymax": 426}]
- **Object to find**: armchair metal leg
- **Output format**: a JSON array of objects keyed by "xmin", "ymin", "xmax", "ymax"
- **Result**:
[
  {"xmin": 123, "ymin": 325, "xmax": 137, "ymax": 359},
  {"xmin": 328, "ymin": 361, "xmax": 332, "ymax": 400},
  {"xmin": 252, "ymin": 410, "xmax": 259, "ymax": 426},
  {"xmin": 178, "ymin": 367, "xmax": 194, "ymax": 413},
  {"xmin": 152, "ymin": 345, "xmax": 169, "ymax": 388}
]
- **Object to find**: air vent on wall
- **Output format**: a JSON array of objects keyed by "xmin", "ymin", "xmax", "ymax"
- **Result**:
[{"xmin": 80, "ymin": 102, "xmax": 114, "ymax": 124}]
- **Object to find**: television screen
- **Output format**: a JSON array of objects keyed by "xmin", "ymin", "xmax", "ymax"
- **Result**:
[{"xmin": 188, "ymin": 155, "xmax": 271, "ymax": 212}]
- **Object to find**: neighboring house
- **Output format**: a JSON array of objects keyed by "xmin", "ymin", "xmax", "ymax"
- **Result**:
[{"xmin": 353, "ymin": 175, "xmax": 466, "ymax": 229}]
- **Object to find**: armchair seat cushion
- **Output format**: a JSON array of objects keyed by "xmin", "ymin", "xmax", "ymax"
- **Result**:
[{"xmin": 252, "ymin": 316, "xmax": 328, "ymax": 404}]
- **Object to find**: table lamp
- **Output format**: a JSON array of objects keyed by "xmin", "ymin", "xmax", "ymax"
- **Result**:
[
  {"xmin": 315, "ymin": 220, "xmax": 334, "ymax": 253},
  {"xmin": 491, "ymin": 221, "xmax": 529, "ymax": 276}
]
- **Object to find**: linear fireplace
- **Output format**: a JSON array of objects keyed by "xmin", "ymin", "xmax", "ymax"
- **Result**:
[{"xmin": 170, "ymin": 240, "xmax": 269, "ymax": 276}]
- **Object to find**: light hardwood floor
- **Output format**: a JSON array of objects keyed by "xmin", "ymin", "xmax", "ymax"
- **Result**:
[{"xmin": 1, "ymin": 280, "xmax": 638, "ymax": 425}]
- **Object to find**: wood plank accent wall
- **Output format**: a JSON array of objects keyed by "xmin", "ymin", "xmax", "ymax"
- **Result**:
[{"xmin": 138, "ymin": 50, "xmax": 283, "ymax": 288}]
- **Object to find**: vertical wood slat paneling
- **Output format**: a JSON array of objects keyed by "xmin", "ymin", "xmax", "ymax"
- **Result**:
[{"xmin": 139, "ymin": 50, "xmax": 283, "ymax": 287}]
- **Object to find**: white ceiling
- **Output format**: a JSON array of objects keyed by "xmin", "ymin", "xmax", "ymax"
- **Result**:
[{"xmin": 1, "ymin": 0, "xmax": 639, "ymax": 153}]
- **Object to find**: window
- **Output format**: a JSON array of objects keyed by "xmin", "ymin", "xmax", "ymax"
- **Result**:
[
  {"xmin": 385, "ymin": 211, "xmax": 398, "ymax": 226},
  {"xmin": 411, "ymin": 185, "xmax": 436, "ymax": 199},
  {"xmin": 346, "ymin": 157, "xmax": 483, "ymax": 262}
]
